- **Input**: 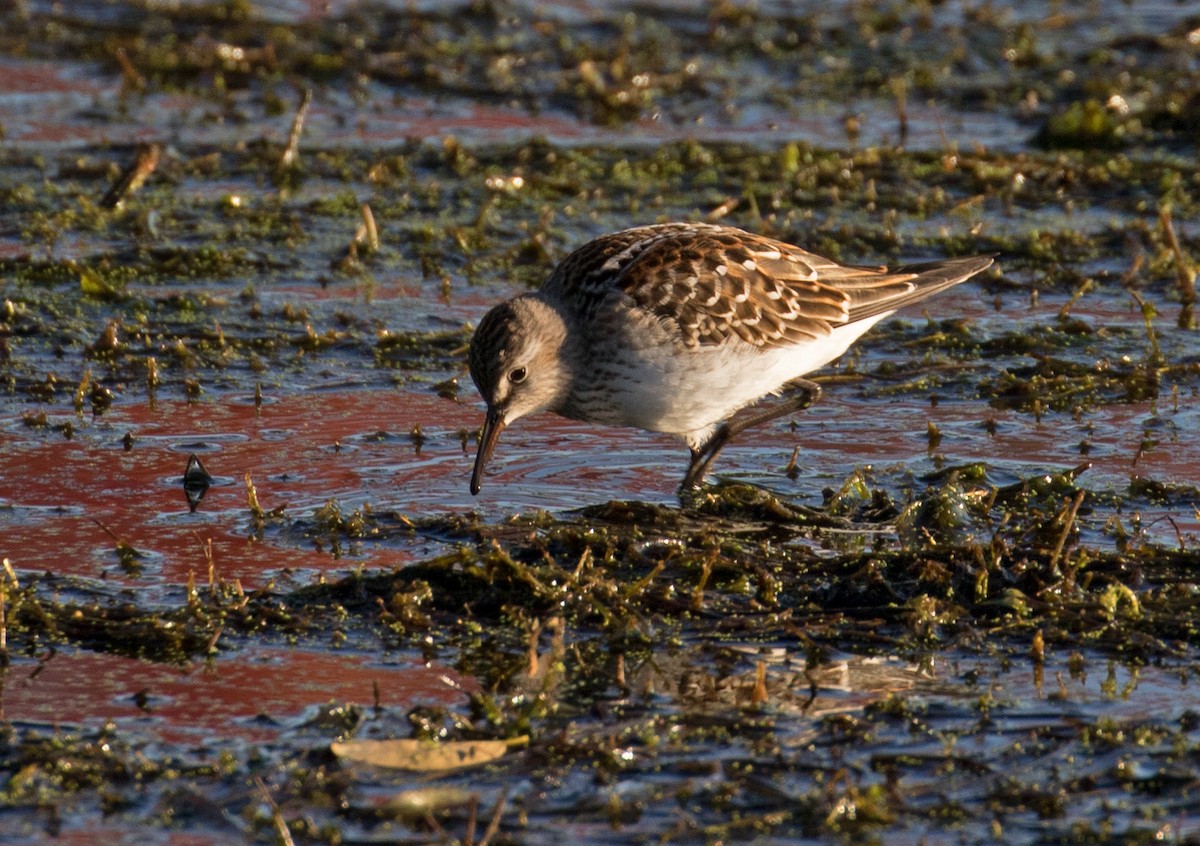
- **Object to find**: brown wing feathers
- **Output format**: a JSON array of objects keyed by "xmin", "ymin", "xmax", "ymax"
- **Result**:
[
  {"xmin": 839, "ymin": 255, "xmax": 995, "ymax": 323},
  {"xmin": 615, "ymin": 230, "xmax": 847, "ymax": 346},
  {"xmin": 549, "ymin": 224, "xmax": 992, "ymax": 349}
]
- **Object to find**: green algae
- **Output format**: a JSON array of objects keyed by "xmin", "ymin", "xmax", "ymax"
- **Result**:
[
  {"xmin": 3, "ymin": 136, "xmax": 1198, "ymax": 411},
  {"xmin": 1, "ymin": 1, "xmax": 1200, "ymax": 844},
  {"xmin": 1036, "ymin": 100, "xmax": 1133, "ymax": 150},
  {"xmin": 6, "ymin": 462, "xmax": 1197, "ymax": 842}
]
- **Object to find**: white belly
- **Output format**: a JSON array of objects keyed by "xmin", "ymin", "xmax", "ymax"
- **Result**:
[{"xmin": 565, "ymin": 314, "xmax": 889, "ymax": 436}]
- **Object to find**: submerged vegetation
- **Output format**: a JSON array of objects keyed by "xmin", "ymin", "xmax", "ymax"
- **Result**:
[{"xmin": 0, "ymin": 0, "xmax": 1198, "ymax": 843}]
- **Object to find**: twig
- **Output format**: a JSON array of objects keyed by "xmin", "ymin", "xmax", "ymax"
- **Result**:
[
  {"xmin": 751, "ymin": 660, "xmax": 769, "ymax": 706},
  {"xmin": 706, "ymin": 197, "xmax": 739, "ymax": 221},
  {"xmin": 464, "ymin": 794, "xmax": 478, "ymax": 846},
  {"xmin": 476, "ymin": 789, "xmax": 509, "ymax": 846},
  {"xmin": 340, "ymin": 202, "xmax": 381, "ymax": 266},
  {"xmin": 1119, "ymin": 235, "xmax": 1144, "ymax": 286},
  {"xmin": 357, "ymin": 203, "xmax": 379, "ymax": 251},
  {"xmin": 1126, "ymin": 288, "xmax": 1164, "ymax": 366},
  {"xmin": 1049, "ymin": 490, "xmax": 1086, "ymax": 570},
  {"xmin": 253, "ymin": 776, "xmax": 296, "ymax": 846},
  {"xmin": 1158, "ymin": 204, "xmax": 1197, "ymax": 329},
  {"xmin": 277, "ymin": 88, "xmax": 313, "ymax": 174},
  {"xmin": 113, "ymin": 46, "xmax": 146, "ymax": 91},
  {"xmin": 204, "ymin": 624, "xmax": 223, "ymax": 655},
  {"xmin": 891, "ymin": 75, "xmax": 908, "ymax": 145},
  {"xmin": 100, "ymin": 143, "xmax": 161, "ymax": 210},
  {"xmin": 0, "ymin": 558, "xmax": 9, "ymax": 660},
  {"xmin": 245, "ymin": 472, "xmax": 265, "ymax": 524}
]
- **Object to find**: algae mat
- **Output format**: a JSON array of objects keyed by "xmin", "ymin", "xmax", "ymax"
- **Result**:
[{"xmin": 1, "ymin": 1, "xmax": 1200, "ymax": 843}]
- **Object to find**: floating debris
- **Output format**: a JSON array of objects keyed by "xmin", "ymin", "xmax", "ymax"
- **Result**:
[
  {"xmin": 331, "ymin": 737, "xmax": 522, "ymax": 772},
  {"xmin": 182, "ymin": 453, "xmax": 213, "ymax": 512},
  {"xmin": 99, "ymin": 143, "xmax": 161, "ymax": 210}
]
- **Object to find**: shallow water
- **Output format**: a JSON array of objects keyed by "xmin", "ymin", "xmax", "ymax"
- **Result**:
[{"xmin": 1, "ymin": 0, "xmax": 1199, "ymax": 842}]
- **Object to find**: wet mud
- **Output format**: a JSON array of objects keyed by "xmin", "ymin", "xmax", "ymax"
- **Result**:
[{"xmin": 2, "ymin": 1, "xmax": 1200, "ymax": 843}]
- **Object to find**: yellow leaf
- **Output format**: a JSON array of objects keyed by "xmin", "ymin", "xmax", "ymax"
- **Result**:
[{"xmin": 331, "ymin": 738, "xmax": 518, "ymax": 772}]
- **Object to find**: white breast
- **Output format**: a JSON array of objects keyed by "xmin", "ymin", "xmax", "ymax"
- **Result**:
[{"xmin": 566, "ymin": 313, "xmax": 890, "ymax": 437}]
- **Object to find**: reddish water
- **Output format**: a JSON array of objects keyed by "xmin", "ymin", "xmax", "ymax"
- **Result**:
[
  {"xmin": 3, "ymin": 5, "xmax": 1199, "ymax": 841},
  {"xmin": 2, "ymin": 391, "xmax": 483, "ymax": 588},
  {"xmin": 1, "ymin": 647, "xmax": 474, "ymax": 746},
  {"xmin": 5, "ymin": 370, "xmax": 1195, "ymax": 594}
]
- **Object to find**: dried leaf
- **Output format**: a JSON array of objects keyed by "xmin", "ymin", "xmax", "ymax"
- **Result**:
[{"xmin": 331, "ymin": 738, "xmax": 519, "ymax": 772}]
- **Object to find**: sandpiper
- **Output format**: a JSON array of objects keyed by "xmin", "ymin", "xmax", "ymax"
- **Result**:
[{"xmin": 468, "ymin": 223, "xmax": 993, "ymax": 494}]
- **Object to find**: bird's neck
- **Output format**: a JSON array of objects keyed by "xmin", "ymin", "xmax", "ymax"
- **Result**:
[{"xmin": 523, "ymin": 294, "xmax": 576, "ymax": 411}]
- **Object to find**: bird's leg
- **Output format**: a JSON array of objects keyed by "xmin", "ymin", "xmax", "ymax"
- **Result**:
[{"xmin": 679, "ymin": 378, "xmax": 823, "ymax": 491}]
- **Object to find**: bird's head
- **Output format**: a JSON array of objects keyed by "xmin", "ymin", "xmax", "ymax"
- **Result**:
[{"xmin": 467, "ymin": 296, "xmax": 570, "ymax": 494}]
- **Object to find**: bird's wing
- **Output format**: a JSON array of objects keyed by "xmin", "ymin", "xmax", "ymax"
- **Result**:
[{"xmin": 549, "ymin": 224, "xmax": 992, "ymax": 349}]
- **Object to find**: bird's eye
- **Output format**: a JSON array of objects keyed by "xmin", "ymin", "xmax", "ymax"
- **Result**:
[{"xmin": 508, "ymin": 366, "xmax": 528, "ymax": 384}]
